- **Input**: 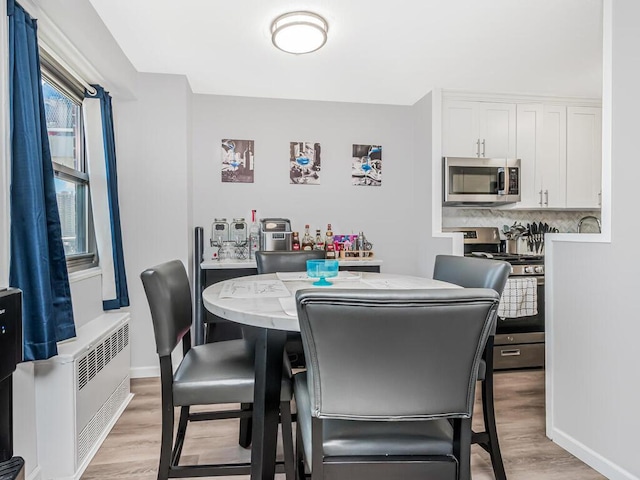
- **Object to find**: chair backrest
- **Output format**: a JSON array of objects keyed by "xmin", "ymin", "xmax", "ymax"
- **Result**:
[
  {"xmin": 433, "ymin": 255, "xmax": 511, "ymax": 295},
  {"xmin": 296, "ymin": 288, "xmax": 499, "ymax": 421},
  {"xmin": 140, "ymin": 260, "xmax": 192, "ymax": 357},
  {"xmin": 256, "ymin": 250, "xmax": 326, "ymax": 274}
]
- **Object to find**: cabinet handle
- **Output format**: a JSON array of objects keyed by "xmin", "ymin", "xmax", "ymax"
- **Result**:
[
  {"xmin": 544, "ymin": 190, "xmax": 549, "ymax": 206},
  {"xmin": 476, "ymin": 139, "xmax": 481, "ymax": 157},
  {"xmin": 598, "ymin": 191, "xmax": 602, "ymax": 206},
  {"xmin": 500, "ymin": 349, "xmax": 521, "ymax": 357},
  {"xmin": 539, "ymin": 190, "xmax": 543, "ymax": 206},
  {"xmin": 481, "ymin": 139, "xmax": 486, "ymax": 157}
]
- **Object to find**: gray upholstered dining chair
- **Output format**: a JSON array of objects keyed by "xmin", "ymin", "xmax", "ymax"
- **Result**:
[
  {"xmin": 256, "ymin": 250, "xmax": 327, "ymax": 275},
  {"xmin": 433, "ymin": 254, "xmax": 511, "ymax": 480},
  {"xmin": 141, "ymin": 260, "xmax": 295, "ymax": 480},
  {"xmin": 293, "ymin": 288, "xmax": 501, "ymax": 480}
]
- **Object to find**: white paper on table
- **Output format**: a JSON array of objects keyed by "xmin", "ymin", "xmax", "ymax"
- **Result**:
[
  {"xmin": 219, "ymin": 280, "xmax": 290, "ymax": 298},
  {"xmin": 360, "ymin": 277, "xmax": 432, "ymax": 289},
  {"xmin": 278, "ymin": 297, "xmax": 298, "ymax": 316},
  {"xmin": 276, "ymin": 271, "xmax": 362, "ymax": 281}
]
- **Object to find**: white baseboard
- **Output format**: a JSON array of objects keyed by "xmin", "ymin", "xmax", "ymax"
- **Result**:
[
  {"xmin": 27, "ymin": 465, "xmax": 42, "ymax": 480},
  {"xmin": 130, "ymin": 366, "xmax": 159, "ymax": 378},
  {"xmin": 552, "ymin": 427, "xmax": 639, "ymax": 480}
]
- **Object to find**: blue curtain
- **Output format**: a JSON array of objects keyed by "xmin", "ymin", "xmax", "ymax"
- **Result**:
[
  {"xmin": 86, "ymin": 85, "xmax": 129, "ymax": 310},
  {"xmin": 8, "ymin": 0, "xmax": 76, "ymax": 361}
]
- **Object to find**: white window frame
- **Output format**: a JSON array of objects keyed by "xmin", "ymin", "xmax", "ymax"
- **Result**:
[{"xmin": 40, "ymin": 51, "xmax": 98, "ymax": 272}]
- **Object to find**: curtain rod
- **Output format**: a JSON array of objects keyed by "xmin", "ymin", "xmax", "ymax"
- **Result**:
[{"xmin": 39, "ymin": 41, "xmax": 97, "ymax": 96}]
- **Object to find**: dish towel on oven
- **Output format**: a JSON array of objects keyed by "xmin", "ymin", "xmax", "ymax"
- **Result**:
[{"xmin": 498, "ymin": 277, "xmax": 538, "ymax": 318}]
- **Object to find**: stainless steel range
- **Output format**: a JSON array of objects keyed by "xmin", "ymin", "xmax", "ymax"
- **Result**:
[{"xmin": 444, "ymin": 227, "xmax": 545, "ymax": 370}]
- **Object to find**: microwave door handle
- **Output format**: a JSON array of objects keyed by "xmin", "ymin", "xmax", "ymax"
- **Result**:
[{"xmin": 497, "ymin": 167, "xmax": 506, "ymax": 195}]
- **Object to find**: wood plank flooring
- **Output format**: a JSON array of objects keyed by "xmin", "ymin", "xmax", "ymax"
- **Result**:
[{"xmin": 82, "ymin": 370, "xmax": 605, "ymax": 480}]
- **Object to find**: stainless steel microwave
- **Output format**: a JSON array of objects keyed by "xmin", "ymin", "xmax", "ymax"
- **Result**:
[{"xmin": 443, "ymin": 157, "xmax": 521, "ymax": 206}]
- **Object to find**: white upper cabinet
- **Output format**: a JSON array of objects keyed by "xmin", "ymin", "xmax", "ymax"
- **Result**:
[
  {"xmin": 516, "ymin": 104, "xmax": 544, "ymax": 207},
  {"xmin": 516, "ymin": 104, "xmax": 572, "ymax": 208},
  {"xmin": 443, "ymin": 100, "xmax": 516, "ymax": 158},
  {"xmin": 539, "ymin": 105, "xmax": 568, "ymax": 208},
  {"xmin": 566, "ymin": 106, "xmax": 602, "ymax": 208},
  {"xmin": 478, "ymin": 103, "xmax": 517, "ymax": 158},
  {"xmin": 443, "ymin": 94, "xmax": 601, "ymax": 210},
  {"xmin": 442, "ymin": 101, "xmax": 480, "ymax": 157}
]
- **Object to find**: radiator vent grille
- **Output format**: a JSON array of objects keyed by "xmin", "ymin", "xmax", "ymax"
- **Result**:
[
  {"xmin": 77, "ymin": 323, "xmax": 130, "ymax": 391},
  {"xmin": 77, "ymin": 378, "xmax": 129, "ymax": 463}
]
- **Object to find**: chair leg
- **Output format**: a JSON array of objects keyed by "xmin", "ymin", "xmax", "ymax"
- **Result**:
[
  {"xmin": 280, "ymin": 401, "xmax": 296, "ymax": 480},
  {"xmin": 157, "ymin": 399, "xmax": 174, "ymax": 480},
  {"xmin": 239, "ymin": 403, "xmax": 253, "ymax": 448},
  {"xmin": 482, "ymin": 374, "xmax": 507, "ymax": 480},
  {"xmin": 295, "ymin": 419, "xmax": 306, "ymax": 480},
  {"xmin": 453, "ymin": 417, "xmax": 472, "ymax": 480},
  {"xmin": 171, "ymin": 406, "xmax": 190, "ymax": 466}
]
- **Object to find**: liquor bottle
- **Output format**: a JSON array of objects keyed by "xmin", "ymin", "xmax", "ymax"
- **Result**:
[
  {"xmin": 292, "ymin": 231, "xmax": 301, "ymax": 251},
  {"xmin": 248, "ymin": 209, "xmax": 260, "ymax": 259},
  {"xmin": 314, "ymin": 229, "xmax": 324, "ymax": 251},
  {"xmin": 301, "ymin": 225, "xmax": 314, "ymax": 251},
  {"xmin": 325, "ymin": 223, "xmax": 336, "ymax": 259}
]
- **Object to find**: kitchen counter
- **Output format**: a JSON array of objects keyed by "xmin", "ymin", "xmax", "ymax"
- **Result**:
[{"xmin": 201, "ymin": 258, "xmax": 383, "ymax": 269}]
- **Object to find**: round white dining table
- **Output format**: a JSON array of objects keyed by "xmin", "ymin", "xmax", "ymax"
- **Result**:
[{"xmin": 202, "ymin": 271, "xmax": 459, "ymax": 480}]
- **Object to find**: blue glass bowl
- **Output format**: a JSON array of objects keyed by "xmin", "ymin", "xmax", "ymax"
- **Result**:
[{"xmin": 306, "ymin": 259, "xmax": 339, "ymax": 286}]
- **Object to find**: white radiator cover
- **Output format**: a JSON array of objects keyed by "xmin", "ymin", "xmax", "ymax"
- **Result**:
[{"xmin": 34, "ymin": 312, "xmax": 133, "ymax": 480}]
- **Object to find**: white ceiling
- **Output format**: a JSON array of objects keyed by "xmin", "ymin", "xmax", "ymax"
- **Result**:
[{"xmin": 88, "ymin": 0, "xmax": 603, "ymax": 106}]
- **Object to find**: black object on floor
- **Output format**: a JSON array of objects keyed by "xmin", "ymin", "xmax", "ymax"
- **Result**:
[{"xmin": 0, "ymin": 457, "xmax": 25, "ymax": 480}]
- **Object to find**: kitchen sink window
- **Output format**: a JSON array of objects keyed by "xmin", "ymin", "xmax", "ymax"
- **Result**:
[{"xmin": 41, "ymin": 52, "xmax": 97, "ymax": 272}]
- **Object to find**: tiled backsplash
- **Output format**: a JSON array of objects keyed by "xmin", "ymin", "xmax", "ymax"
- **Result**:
[{"xmin": 442, "ymin": 208, "xmax": 602, "ymax": 234}]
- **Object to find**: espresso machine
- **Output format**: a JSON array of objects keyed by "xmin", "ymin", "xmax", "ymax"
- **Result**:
[{"xmin": 0, "ymin": 289, "xmax": 25, "ymax": 480}]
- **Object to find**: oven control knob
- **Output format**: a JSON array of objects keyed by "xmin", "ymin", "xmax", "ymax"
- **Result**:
[
  {"xmin": 524, "ymin": 266, "xmax": 534, "ymax": 273},
  {"xmin": 534, "ymin": 266, "xmax": 544, "ymax": 274}
]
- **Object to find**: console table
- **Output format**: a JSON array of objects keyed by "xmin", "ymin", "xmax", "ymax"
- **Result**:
[{"xmin": 193, "ymin": 226, "xmax": 382, "ymax": 344}]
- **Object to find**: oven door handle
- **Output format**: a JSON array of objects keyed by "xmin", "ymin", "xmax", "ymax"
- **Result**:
[{"xmin": 511, "ymin": 275, "xmax": 544, "ymax": 285}]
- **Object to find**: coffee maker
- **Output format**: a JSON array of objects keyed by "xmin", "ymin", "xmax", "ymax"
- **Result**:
[{"xmin": 0, "ymin": 289, "xmax": 25, "ymax": 479}]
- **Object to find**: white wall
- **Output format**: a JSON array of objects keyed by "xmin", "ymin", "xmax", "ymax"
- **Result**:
[
  {"xmin": 191, "ymin": 94, "xmax": 426, "ymax": 275},
  {"xmin": 116, "ymin": 73, "xmax": 192, "ymax": 376},
  {"xmin": 412, "ymin": 91, "xmax": 454, "ymax": 275},
  {"xmin": 546, "ymin": 1, "xmax": 640, "ymax": 478}
]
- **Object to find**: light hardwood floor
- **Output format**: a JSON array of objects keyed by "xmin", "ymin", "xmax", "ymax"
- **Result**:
[{"xmin": 82, "ymin": 370, "xmax": 605, "ymax": 479}]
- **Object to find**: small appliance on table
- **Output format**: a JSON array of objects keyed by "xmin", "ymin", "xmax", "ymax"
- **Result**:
[
  {"xmin": 259, "ymin": 218, "xmax": 292, "ymax": 251},
  {"xmin": 443, "ymin": 226, "xmax": 545, "ymax": 370}
]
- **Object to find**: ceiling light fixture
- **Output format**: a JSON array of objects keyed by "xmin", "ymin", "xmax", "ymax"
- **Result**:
[{"xmin": 271, "ymin": 11, "xmax": 328, "ymax": 55}]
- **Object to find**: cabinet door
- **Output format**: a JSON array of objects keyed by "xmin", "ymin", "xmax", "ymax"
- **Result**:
[
  {"xmin": 540, "ymin": 105, "xmax": 567, "ymax": 208},
  {"xmin": 442, "ymin": 100, "xmax": 480, "ymax": 157},
  {"xmin": 478, "ymin": 102, "xmax": 517, "ymax": 158},
  {"xmin": 566, "ymin": 107, "xmax": 602, "ymax": 208},
  {"xmin": 516, "ymin": 104, "xmax": 544, "ymax": 207}
]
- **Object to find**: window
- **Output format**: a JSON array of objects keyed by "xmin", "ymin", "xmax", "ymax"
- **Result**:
[{"xmin": 40, "ymin": 53, "xmax": 97, "ymax": 272}]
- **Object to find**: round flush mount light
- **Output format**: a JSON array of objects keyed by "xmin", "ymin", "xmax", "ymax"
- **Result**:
[{"xmin": 271, "ymin": 11, "xmax": 328, "ymax": 55}]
